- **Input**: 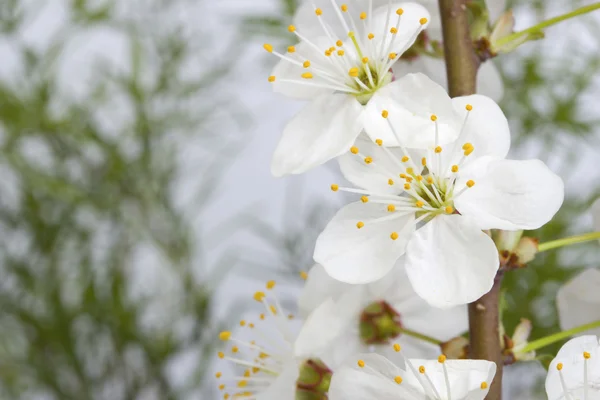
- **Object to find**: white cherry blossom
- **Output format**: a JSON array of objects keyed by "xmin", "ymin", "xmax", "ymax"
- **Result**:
[
  {"xmin": 266, "ymin": 1, "xmax": 448, "ymax": 176},
  {"xmin": 329, "ymin": 352, "xmax": 496, "ymax": 400},
  {"xmin": 314, "ymin": 94, "xmax": 564, "ymax": 308},
  {"xmin": 297, "ymin": 262, "xmax": 468, "ymax": 362},
  {"xmin": 557, "ymin": 269, "xmax": 600, "ymax": 337},
  {"xmin": 546, "ymin": 335, "xmax": 600, "ymax": 400}
]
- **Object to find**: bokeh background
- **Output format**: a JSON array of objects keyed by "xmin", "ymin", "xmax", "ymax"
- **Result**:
[{"xmin": 0, "ymin": 0, "xmax": 599, "ymax": 399}]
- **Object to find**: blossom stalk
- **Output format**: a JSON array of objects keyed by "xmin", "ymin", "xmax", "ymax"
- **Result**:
[
  {"xmin": 519, "ymin": 320, "xmax": 600, "ymax": 355},
  {"xmin": 538, "ymin": 232, "xmax": 600, "ymax": 252}
]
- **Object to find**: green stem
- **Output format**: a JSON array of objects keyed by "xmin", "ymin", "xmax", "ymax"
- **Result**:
[
  {"xmin": 518, "ymin": 320, "xmax": 600, "ymax": 354},
  {"xmin": 538, "ymin": 232, "xmax": 600, "ymax": 252},
  {"xmin": 495, "ymin": 3, "xmax": 600, "ymax": 48},
  {"xmin": 401, "ymin": 328, "xmax": 441, "ymax": 345}
]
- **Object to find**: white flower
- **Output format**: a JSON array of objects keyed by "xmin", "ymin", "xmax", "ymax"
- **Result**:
[
  {"xmin": 266, "ymin": 1, "xmax": 438, "ymax": 176},
  {"xmin": 329, "ymin": 352, "xmax": 496, "ymax": 400},
  {"xmin": 545, "ymin": 335, "xmax": 600, "ymax": 400},
  {"xmin": 557, "ymin": 269, "xmax": 600, "ymax": 337},
  {"xmin": 314, "ymin": 94, "xmax": 564, "ymax": 308},
  {"xmin": 297, "ymin": 262, "xmax": 468, "ymax": 362},
  {"xmin": 216, "ymin": 282, "xmax": 336, "ymax": 400},
  {"xmin": 392, "ymin": 0, "xmax": 506, "ymax": 102}
]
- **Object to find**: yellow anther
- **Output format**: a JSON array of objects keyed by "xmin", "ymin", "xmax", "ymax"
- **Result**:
[
  {"xmin": 266, "ymin": 280, "xmax": 276, "ymax": 289},
  {"xmin": 390, "ymin": 27, "xmax": 398, "ymax": 34},
  {"xmin": 405, "ymin": 177, "xmax": 413, "ymax": 183},
  {"xmin": 300, "ymin": 271, "xmax": 308, "ymax": 280},
  {"xmin": 315, "ymin": 8, "xmax": 323, "ymax": 16},
  {"xmin": 324, "ymin": 50, "xmax": 332, "ymax": 56},
  {"xmin": 394, "ymin": 376, "xmax": 403, "ymax": 384},
  {"xmin": 341, "ymin": 4, "xmax": 348, "ymax": 12},
  {"xmin": 466, "ymin": 104, "xmax": 473, "ymax": 111},
  {"xmin": 404, "ymin": 183, "xmax": 411, "ymax": 190},
  {"xmin": 302, "ymin": 72, "xmax": 313, "ymax": 79},
  {"xmin": 337, "ymin": 50, "xmax": 345, "ymax": 56},
  {"xmin": 399, "ymin": 173, "xmax": 407, "ymax": 179},
  {"xmin": 389, "ymin": 52, "xmax": 397, "ymax": 60},
  {"xmin": 396, "ymin": 8, "xmax": 404, "ymax": 15},
  {"xmin": 438, "ymin": 355, "xmax": 447, "ymax": 363},
  {"xmin": 288, "ymin": 314, "xmax": 294, "ymax": 319},
  {"xmin": 368, "ymin": 33, "xmax": 375, "ymax": 40},
  {"xmin": 331, "ymin": 184, "xmax": 339, "ymax": 192},
  {"xmin": 260, "ymin": 313, "xmax": 265, "ymax": 320},
  {"xmin": 252, "ymin": 367, "xmax": 260, "ymax": 373},
  {"xmin": 419, "ymin": 366, "xmax": 426, "ymax": 374},
  {"xmin": 216, "ymin": 372, "xmax": 222, "ymax": 378},
  {"xmin": 427, "ymin": 177, "xmax": 434, "ymax": 184},
  {"xmin": 288, "ymin": 46, "xmax": 296, "ymax": 53},
  {"xmin": 224, "ymin": 394, "xmax": 230, "ymax": 399},
  {"xmin": 387, "ymin": 204, "xmax": 396, "ymax": 212},
  {"xmin": 249, "ymin": 323, "xmax": 255, "ymax": 328},
  {"xmin": 362, "ymin": 57, "xmax": 369, "ymax": 64},
  {"xmin": 361, "ymin": 195, "xmax": 369, "ymax": 203},
  {"xmin": 430, "ymin": 114, "xmax": 438, "ymax": 121},
  {"xmin": 406, "ymin": 167, "xmax": 414, "ymax": 174},
  {"xmin": 421, "ymin": 157, "xmax": 427, "ymax": 166},
  {"xmin": 360, "ymin": 12, "xmax": 367, "ymax": 19},
  {"xmin": 557, "ymin": 363, "xmax": 563, "ymax": 371},
  {"xmin": 336, "ymin": 40, "xmax": 343, "ymax": 47},
  {"xmin": 349, "ymin": 67, "xmax": 359, "ymax": 77},
  {"xmin": 237, "ymin": 380, "xmax": 247, "ymax": 388},
  {"xmin": 451, "ymin": 165, "xmax": 459, "ymax": 173},
  {"xmin": 435, "ymin": 146, "xmax": 442, "ymax": 153},
  {"xmin": 401, "ymin": 156, "xmax": 409, "ymax": 163},
  {"xmin": 466, "ymin": 180, "xmax": 475, "ymax": 188},
  {"xmin": 219, "ymin": 331, "xmax": 231, "ymax": 341},
  {"xmin": 420, "ymin": 17, "xmax": 428, "ymax": 25},
  {"xmin": 243, "ymin": 370, "xmax": 250, "ymax": 377},
  {"xmin": 218, "ymin": 351, "xmax": 225, "ymax": 359},
  {"xmin": 350, "ymin": 146, "xmax": 359, "ymax": 154},
  {"xmin": 375, "ymin": 139, "xmax": 383, "ymax": 146},
  {"xmin": 584, "ymin": 351, "xmax": 591, "ymax": 359},
  {"xmin": 393, "ymin": 343, "xmax": 401, "ymax": 352},
  {"xmin": 288, "ymin": 25, "xmax": 296, "ymax": 32},
  {"xmin": 464, "ymin": 147, "xmax": 474, "ymax": 156},
  {"xmin": 364, "ymin": 156, "xmax": 373, "ymax": 164},
  {"xmin": 232, "ymin": 346, "xmax": 239, "ymax": 353},
  {"xmin": 416, "ymin": 201, "xmax": 424, "ymax": 208},
  {"xmin": 239, "ymin": 320, "xmax": 246, "ymax": 326},
  {"xmin": 303, "ymin": 60, "xmax": 311, "ymax": 68},
  {"xmin": 270, "ymin": 305, "xmax": 277, "ymax": 314},
  {"xmin": 254, "ymin": 291, "xmax": 265, "ymax": 302},
  {"xmin": 445, "ymin": 206, "xmax": 454, "ymax": 214},
  {"xmin": 416, "ymin": 175, "xmax": 423, "ymax": 182},
  {"xmin": 263, "ymin": 44, "xmax": 273, "ymax": 53},
  {"xmin": 390, "ymin": 232, "xmax": 399, "ymax": 240},
  {"xmin": 357, "ymin": 360, "xmax": 365, "ymax": 368},
  {"xmin": 481, "ymin": 382, "xmax": 488, "ymax": 390},
  {"xmin": 388, "ymin": 179, "xmax": 394, "ymax": 186},
  {"xmin": 268, "ymin": 75, "xmax": 276, "ymax": 82},
  {"xmin": 219, "ymin": 384, "xmax": 225, "ymax": 390},
  {"xmin": 462, "ymin": 142, "xmax": 473, "ymax": 150},
  {"xmin": 382, "ymin": 110, "xmax": 389, "ymax": 118},
  {"xmin": 356, "ymin": 221, "xmax": 365, "ymax": 229}
]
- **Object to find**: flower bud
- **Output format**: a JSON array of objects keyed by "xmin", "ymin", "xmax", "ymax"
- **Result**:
[
  {"xmin": 490, "ymin": 10, "xmax": 544, "ymax": 54},
  {"xmin": 440, "ymin": 336, "xmax": 469, "ymax": 360}
]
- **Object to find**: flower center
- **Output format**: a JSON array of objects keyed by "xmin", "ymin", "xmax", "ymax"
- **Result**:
[
  {"xmin": 296, "ymin": 359, "xmax": 332, "ymax": 400},
  {"xmin": 359, "ymin": 300, "xmax": 403, "ymax": 344}
]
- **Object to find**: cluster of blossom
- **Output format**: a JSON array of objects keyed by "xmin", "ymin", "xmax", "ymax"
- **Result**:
[{"xmin": 216, "ymin": 0, "xmax": 600, "ymax": 399}]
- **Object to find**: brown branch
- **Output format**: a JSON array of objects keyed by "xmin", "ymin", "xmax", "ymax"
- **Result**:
[{"xmin": 437, "ymin": 1, "xmax": 503, "ymax": 399}]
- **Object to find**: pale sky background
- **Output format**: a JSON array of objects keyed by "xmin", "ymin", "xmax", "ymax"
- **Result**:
[{"xmin": 1, "ymin": 0, "xmax": 599, "ymax": 398}]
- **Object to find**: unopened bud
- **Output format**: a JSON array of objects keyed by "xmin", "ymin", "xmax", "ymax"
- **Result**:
[
  {"xmin": 440, "ymin": 336, "xmax": 469, "ymax": 360},
  {"xmin": 490, "ymin": 10, "xmax": 544, "ymax": 54},
  {"xmin": 514, "ymin": 237, "xmax": 539, "ymax": 266}
]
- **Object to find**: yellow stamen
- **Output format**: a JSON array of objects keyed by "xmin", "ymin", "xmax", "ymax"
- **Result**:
[
  {"xmin": 557, "ymin": 363, "xmax": 563, "ymax": 371},
  {"xmin": 435, "ymin": 146, "xmax": 442, "ymax": 153},
  {"xmin": 406, "ymin": 167, "xmax": 414, "ymax": 174},
  {"xmin": 350, "ymin": 146, "xmax": 359, "ymax": 154},
  {"xmin": 268, "ymin": 75, "xmax": 276, "ymax": 82},
  {"xmin": 362, "ymin": 57, "xmax": 369, "ymax": 64},
  {"xmin": 427, "ymin": 177, "xmax": 434, "ymax": 184},
  {"xmin": 451, "ymin": 165, "xmax": 459, "ymax": 173},
  {"xmin": 216, "ymin": 372, "xmax": 222, "ymax": 378},
  {"xmin": 382, "ymin": 110, "xmax": 389, "ymax": 118},
  {"xmin": 254, "ymin": 291, "xmax": 265, "ymax": 302},
  {"xmin": 300, "ymin": 271, "xmax": 308, "ymax": 280},
  {"xmin": 416, "ymin": 201, "xmax": 424, "ymax": 208},
  {"xmin": 349, "ymin": 67, "xmax": 359, "ymax": 77},
  {"xmin": 389, "ymin": 52, "xmax": 397, "ymax": 60},
  {"xmin": 331, "ymin": 184, "xmax": 339, "ymax": 191},
  {"xmin": 390, "ymin": 27, "xmax": 398, "ymax": 34},
  {"xmin": 375, "ymin": 139, "xmax": 383, "ymax": 146},
  {"xmin": 396, "ymin": 8, "xmax": 404, "ymax": 15},
  {"xmin": 419, "ymin": 366, "xmax": 426, "ymax": 374},
  {"xmin": 288, "ymin": 46, "xmax": 296, "ymax": 53},
  {"xmin": 219, "ymin": 331, "xmax": 231, "ymax": 341},
  {"xmin": 301, "ymin": 72, "xmax": 313, "ymax": 79},
  {"xmin": 481, "ymin": 382, "xmax": 488, "ymax": 389},
  {"xmin": 388, "ymin": 179, "xmax": 394, "ymax": 185},
  {"xmin": 430, "ymin": 114, "xmax": 437, "ymax": 121},
  {"xmin": 239, "ymin": 320, "xmax": 246, "ymax": 326},
  {"xmin": 288, "ymin": 25, "xmax": 296, "ymax": 32},
  {"xmin": 420, "ymin": 17, "xmax": 428, "ymax": 25},
  {"xmin": 401, "ymin": 156, "xmax": 409, "ymax": 163},
  {"xmin": 337, "ymin": 49, "xmax": 345, "ymax": 56},
  {"xmin": 390, "ymin": 232, "xmax": 399, "ymax": 240},
  {"xmin": 466, "ymin": 180, "xmax": 475, "ymax": 188},
  {"xmin": 364, "ymin": 156, "xmax": 373, "ymax": 164},
  {"xmin": 266, "ymin": 280, "xmax": 276, "ymax": 289},
  {"xmin": 445, "ymin": 206, "xmax": 454, "ymax": 214},
  {"xmin": 368, "ymin": 33, "xmax": 375, "ymax": 40},
  {"xmin": 360, "ymin": 12, "xmax": 367, "ymax": 19},
  {"xmin": 356, "ymin": 221, "xmax": 365, "ymax": 229},
  {"xmin": 393, "ymin": 343, "xmax": 401, "ymax": 352},
  {"xmin": 315, "ymin": 8, "xmax": 322, "ymax": 16},
  {"xmin": 263, "ymin": 44, "xmax": 273, "ymax": 53},
  {"xmin": 218, "ymin": 351, "xmax": 224, "ymax": 359},
  {"xmin": 361, "ymin": 196, "xmax": 369, "ymax": 203},
  {"xmin": 395, "ymin": 376, "xmax": 403, "ymax": 384},
  {"xmin": 466, "ymin": 104, "xmax": 473, "ymax": 111},
  {"xmin": 404, "ymin": 183, "xmax": 411, "ymax": 190},
  {"xmin": 422, "ymin": 157, "xmax": 427, "ymax": 166},
  {"xmin": 387, "ymin": 204, "xmax": 396, "ymax": 212},
  {"xmin": 416, "ymin": 175, "xmax": 423, "ymax": 182},
  {"xmin": 341, "ymin": 4, "xmax": 348, "ymax": 12},
  {"xmin": 357, "ymin": 359, "xmax": 365, "ymax": 368},
  {"xmin": 438, "ymin": 355, "xmax": 447, "ymax": 363},
  {"xmin": 336, "ymin": 40, "xmax": 343, "ymax": 47},
  {"xmin": 584, "ymin": 351, "xmax": 591, "ymax": 359},
  {"xmin": 232, "ymin": 346, "xmax": 239, "ymax": 353}
]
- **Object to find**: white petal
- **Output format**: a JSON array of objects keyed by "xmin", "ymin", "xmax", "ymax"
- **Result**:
[
  {"xmin": 363, "ymin": 73, "xmax": 461, "ymax": 148},
  {"xmin": 455, "ymin": 158, "xmax": 564, "ymax": 230},
  {"xmin": 328, "ymin": 353, "xmax": 423, "ymax": 400},
  {"xmin": 557, "ymin": 269, "xmax": 600, "ymax": 336},
  {"xmin": 546, "ymin": 335, "xmax": 600, "ymax": 400},
  {"xmin": 370, "ymin": 2, "xmax": 430, "ymax": 59},
  {"xmin": 402, "ymin": 302, "xmax": 469, "ymax": 342},
  {"xmin": 271, "ymin": 38, "xmax": 336, "ymax": 100},
  {"xmin": 294, "ymin": 289, "xmax": 364, "ymax": 362},
  {"xmin": 271, "ymin": 93, "xmax": 363, "ymax": 177},
  {"xmin": 593, "ymin": 198, "xmax": 600, "ymax": 235},
  {"xmin": 451, "ymin": 94, "xmax": 510, "ymax": 159},
  {"xmin": 314, "ymin": 202, "xmax": 415, "ymax": 284},
  {"xmin": 338, "ymin": 134, "xmax": 405, "ymax": 194},
  {"xmin": 298, "ymin": 264, "xmax": 352, "ymax": 317},
  {"xmin": 476, "ymin": 61, "xmax": 504, "ymax": 102},
  {"xmin": 256, "ymin": 361, "xmax": 298, "ymax": 400},
  {"xmin": 405, "ymin": 215, "xmax": 499, "ymax": 308},
  {"xmin": 404, "ymin": 358, "xmax": 496, "ymax": 400}
]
